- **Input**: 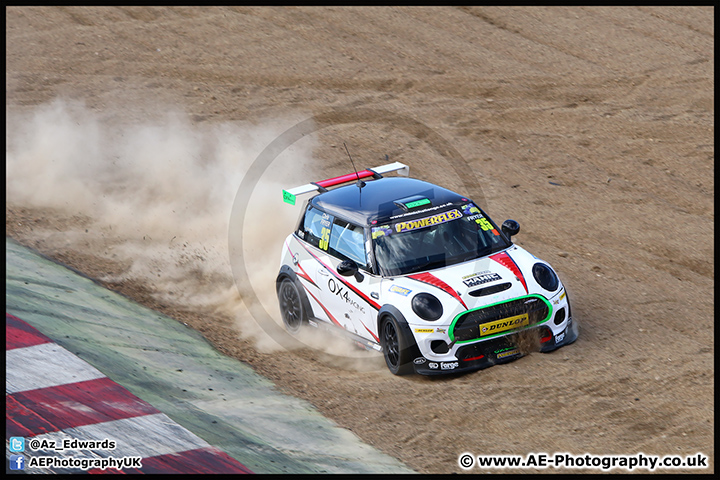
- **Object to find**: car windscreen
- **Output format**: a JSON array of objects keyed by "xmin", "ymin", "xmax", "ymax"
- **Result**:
[{"xmin": 371, "ymin": 202, "xmax": 510, "ymax": 276}]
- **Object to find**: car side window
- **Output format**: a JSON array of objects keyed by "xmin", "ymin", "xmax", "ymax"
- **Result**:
[
  {"xmin": 329, "ymin": 219, "xmax": 367, "ymax": 268},
  {"xmin": 300, "ymin": 206, "xmax": 334, "ymax": 251}
]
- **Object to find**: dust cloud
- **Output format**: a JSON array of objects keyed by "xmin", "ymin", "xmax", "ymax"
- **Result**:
[
  {"xmin": 6, "ymin": 99, "xmax": 390, "ymax": 369},
  {"xmin": 6, "ymin": 99, "xmax": 297, "ymax": 351}
]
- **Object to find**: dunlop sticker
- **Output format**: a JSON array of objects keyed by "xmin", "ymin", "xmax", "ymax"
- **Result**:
[{"xmin": 479, "ymin": 313, "xmax": 529, "ymax": 336}]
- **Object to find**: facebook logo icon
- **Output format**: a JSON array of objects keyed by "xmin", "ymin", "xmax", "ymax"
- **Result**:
[{"xmin": 9, "ymin": 455, "xmax": 25, "ymax": 470}]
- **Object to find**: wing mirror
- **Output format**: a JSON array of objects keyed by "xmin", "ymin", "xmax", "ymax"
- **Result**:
[
  {"xmin": 501, "ymin": 219, "xmax": 520, "ymax": 239},
  {"xmin": 337, "ymin": 259, "xmax": 364, "ymax": 282}
]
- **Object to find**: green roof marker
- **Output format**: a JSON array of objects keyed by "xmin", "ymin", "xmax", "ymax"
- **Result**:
[{"xmin": 404, "ymin": 198, "xmax": 431, "ymax": 209}]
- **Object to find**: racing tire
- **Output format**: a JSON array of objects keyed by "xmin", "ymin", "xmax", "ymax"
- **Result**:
[
  {"xmin": 380, "ymin": 315, "xmax": 413, "ymax": 376},
  {"xmin": 277, "ymin": 277, "xmax": 306, "ymax": 334}
]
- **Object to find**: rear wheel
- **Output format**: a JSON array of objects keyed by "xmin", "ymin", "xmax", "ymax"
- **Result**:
[
  {"xmin": 380, "ymin": 315, "xmax": 413, "ymax": 375},
  {"xmin": 278, "ymin": 278, "xmax": 305, "ymax": 334}
]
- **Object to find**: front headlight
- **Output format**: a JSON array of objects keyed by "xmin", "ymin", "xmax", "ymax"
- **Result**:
[
  {"xmin": 532, "ymin": 263, "xmax": 559, "ymax": 292},
  {"xmin": 411, "ymin": 293, "xmax": 443, "ymax": 321}
]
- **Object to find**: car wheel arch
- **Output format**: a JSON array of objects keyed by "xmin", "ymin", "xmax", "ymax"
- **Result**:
[
  {"xmin": 377, "ymin": 305, "xmax": 422, "ymax": 365},
  {"xmin": 377, "ymin": 304, "xmax": 409, "ymax": 332}
]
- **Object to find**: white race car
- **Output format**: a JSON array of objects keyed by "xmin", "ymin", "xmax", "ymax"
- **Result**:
[{"xmin": 277, "ymin": 162, "xmax": 578, "ymax": 375}]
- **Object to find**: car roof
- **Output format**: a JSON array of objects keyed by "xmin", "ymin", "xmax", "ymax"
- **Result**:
[{"xmin": 309, "ymin": 176, "xmax": 467, "ymax": 226}]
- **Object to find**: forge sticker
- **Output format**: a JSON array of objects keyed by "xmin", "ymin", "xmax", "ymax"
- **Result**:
[
  {"xmin": 480, "ymin": 313, "xmax": 529, "ymax": 336},
  {"xmin": 394, "ymin": 209, "xmax": 463, "ymax": 233}
]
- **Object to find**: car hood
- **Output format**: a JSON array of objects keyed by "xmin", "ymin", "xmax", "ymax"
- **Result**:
[{"xmin": 392, "ymin": 246, "xmax": 545, "ymax": 313}]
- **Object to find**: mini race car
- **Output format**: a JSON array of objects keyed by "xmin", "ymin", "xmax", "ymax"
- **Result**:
[{"xmin": 277, "ymin": 162, "xmax": 578, "ymax": 375}]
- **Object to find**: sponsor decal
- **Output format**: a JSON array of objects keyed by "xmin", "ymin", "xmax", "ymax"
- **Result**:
[
  {"xmin": 389, "ymin": 285, "xmax": 412, "ymax": 296},
  {"xmin": 479, "ymin": 313, "xmax": 530, "ymax": 336},
  {"xmin": 494, "ymin": 347, "xmax": 515, "ymax": 354},
  {"xmin": 327, "ymin": 278, "xmax": 365, "ymax": 313},
  {"xmin": 462, "ymin": 203, "xmax": 500, "ymax": 235},
  {"xmin": 389, "ymin": 202, "xmax": 454, "ymax": 220},
  {"xmin": 496, "ymin": 348, "xmax": 520, "ymax": 359},
  {"xmin": 320, "ymin": 212, "xmax": 332, "ymax": 227},
  {"xmin": 461, "ymin": 203, "xmax": 481, "ymax": 216},
  {"xmin": 462, "ymin": 271, "xmax": 502, "ymax": 288},
  {"xmin": 436, "ymin": 327, "xmax": 447, "ymax": 334},
  {"xmin": 441, "ymin": 361, "xmax": 459, "ymax": 370},
  {"xmin": 555, "ymin": 331, "xmax": 565, "ymax": 343},
  {"xmin": 372, "ymin": 225, "xmax": 392, "ymax": 239},
  {"xmin": 428, "ymin": 362, "xmax": 439, "ymax": 369},
  {"xmin": 394, "ymin": 209, "xmax": 463, "ymax": 233},
  {"xmin": 462, "ymin": 270, "xmax": 489, "ymax": 280},
  {"xmin": 413, "ymin": 357, "xmax": 427, "ymax": 364},
  {"xmin": 414, "ymin": 328, "xmax": 434, "ymax": 333}
]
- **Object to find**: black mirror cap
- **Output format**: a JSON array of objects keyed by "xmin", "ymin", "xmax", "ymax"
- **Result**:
[
  {"xmin": 337, "ymin": 259, "xmax": 359, "ymax": 277},
  {"xmin": 501, "ymin": 219, "xmax": 520, "ymax": 239}
]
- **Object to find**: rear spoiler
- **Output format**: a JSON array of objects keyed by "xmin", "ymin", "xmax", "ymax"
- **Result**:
[{"xmin": 282, "ymin": 161, "xmax": 409, "ymax": 205}]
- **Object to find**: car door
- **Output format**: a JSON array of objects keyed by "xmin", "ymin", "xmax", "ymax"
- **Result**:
[{"xmin": 319, "ymin": 217, "xmax": 382, "ymax": 344}]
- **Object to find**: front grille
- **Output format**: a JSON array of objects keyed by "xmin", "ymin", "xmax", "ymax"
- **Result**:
[{"xmin": 451, "ymin": 295, "xmax": 551, "ymax": 343}]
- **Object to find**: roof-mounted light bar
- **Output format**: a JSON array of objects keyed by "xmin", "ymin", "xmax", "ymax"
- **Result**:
[{"xmin": 282, "ymin": 161, "xmax": 409, "ymax": 205}]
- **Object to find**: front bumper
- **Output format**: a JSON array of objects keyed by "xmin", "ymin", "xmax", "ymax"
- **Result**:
[{"xmin": 411, "ymin": 316, "xmax": 578, "ymax": 375}]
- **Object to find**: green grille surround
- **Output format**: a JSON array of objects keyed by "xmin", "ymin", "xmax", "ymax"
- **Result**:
[{"xmin": 449, "ymin": 294, "xmax": 553, "ymax": 344}]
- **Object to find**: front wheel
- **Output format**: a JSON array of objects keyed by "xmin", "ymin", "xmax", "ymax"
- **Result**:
[
  {"xmin": 380, "ymin": 315, "xmax": 413, "ymax": 375},
  {"xmin": 278, "ymin": 278, "xmax": 305, "ymax": 334}
]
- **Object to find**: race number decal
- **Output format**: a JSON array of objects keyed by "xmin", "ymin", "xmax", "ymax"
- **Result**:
[{"xmin": 319, "ymin": 226, "xmax": 330, "ymax": 250}]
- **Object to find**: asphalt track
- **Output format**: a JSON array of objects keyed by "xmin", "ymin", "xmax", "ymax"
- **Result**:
[{"xmin": 5, "ymin": 237, "xmax": 414, "ymax": 474}]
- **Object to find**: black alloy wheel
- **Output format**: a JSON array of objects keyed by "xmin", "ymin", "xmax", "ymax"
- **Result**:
[
  {"xmin": 381, "ymin": 316, "xmax": 412, "ymax": 375},
  {"xmin": 279, "ymin": 278, "xmax": 304, "ymax": 334}
]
